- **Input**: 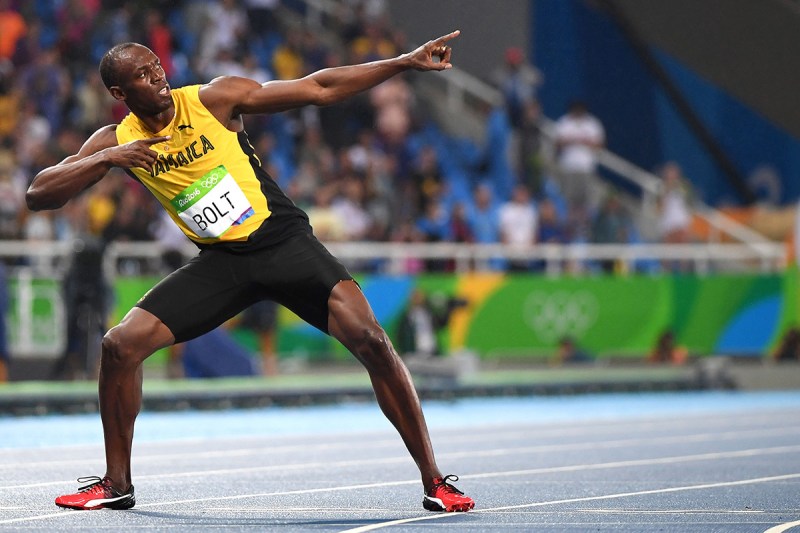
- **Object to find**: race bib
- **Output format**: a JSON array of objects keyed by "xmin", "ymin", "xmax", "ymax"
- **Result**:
[{"xmin": 170, "ymin": 165, "xmax": 254, "ymax": 238}]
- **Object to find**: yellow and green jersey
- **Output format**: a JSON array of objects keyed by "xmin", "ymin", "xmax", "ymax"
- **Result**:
[{"xmin": 116, "ymin": 85, "xmax": 308, "ymax": 250}]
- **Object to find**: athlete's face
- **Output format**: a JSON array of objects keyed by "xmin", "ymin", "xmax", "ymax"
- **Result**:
[{"xmin": 109, "ymin": 45, "xmax": 172, "ymax": 114}]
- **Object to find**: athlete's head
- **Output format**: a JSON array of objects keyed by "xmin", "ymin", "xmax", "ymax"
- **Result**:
[{"xmin": 99, "ymin": 43, "xmax": 172, "ymax": 113}]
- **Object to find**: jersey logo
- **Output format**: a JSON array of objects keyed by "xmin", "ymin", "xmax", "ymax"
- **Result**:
[
  {"xmin": 177, "ymin": 124, "xmax": 194, "ymax": 131},
  {"xmin": 150, "ymin": 134, "xmax": 215, "ymax": 177}
]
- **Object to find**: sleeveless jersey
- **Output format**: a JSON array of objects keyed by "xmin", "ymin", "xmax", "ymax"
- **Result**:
[{"xmin": 116, "ymin": 84, "xmax": 309, "ymax": 251}]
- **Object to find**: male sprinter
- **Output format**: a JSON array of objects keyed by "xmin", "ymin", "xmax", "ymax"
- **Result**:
[{"xmin": 27, "ymin": 30, "xmax": 473, "ymax": 513}]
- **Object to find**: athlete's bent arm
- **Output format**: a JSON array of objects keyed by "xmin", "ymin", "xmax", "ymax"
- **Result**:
[
  {"xmin": 200, "ymin": 30, "xmax": 460, "ymax": 121},
  {"xmin": 26, "ymin": 126, "xmax": 169, "ymax": 211}
]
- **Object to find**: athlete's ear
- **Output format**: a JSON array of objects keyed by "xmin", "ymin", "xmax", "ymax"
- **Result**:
[{"xmin": 108, "ymin": 86, "xmax": 126, "ymax": 101}]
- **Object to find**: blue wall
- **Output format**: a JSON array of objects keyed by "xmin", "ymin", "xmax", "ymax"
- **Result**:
[{"xmin": 533, "ymin": 0, "xmax": 800, "ymax": 206}]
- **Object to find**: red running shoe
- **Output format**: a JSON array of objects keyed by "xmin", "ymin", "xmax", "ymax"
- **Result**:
[
  {"xmin": 423, "ymin": 475, "xmax": 474, "ymax": 512},
  {"xmin": 55, "ymin": 476, "xmax": 135, "ymax": 510}
]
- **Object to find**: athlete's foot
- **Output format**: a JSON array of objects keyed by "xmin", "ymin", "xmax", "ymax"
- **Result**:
[
  {"xmin": 423, "ymin": 475, "xmax": 474, "ymax": 512},
  {"xmin": 55, "ymin": 476, "xmax": 135, "ymax": 510}
]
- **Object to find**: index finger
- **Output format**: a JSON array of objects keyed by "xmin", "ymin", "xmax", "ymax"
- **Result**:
[
  {"xmin": 434, "ymin": 29, "xmax": 460, "ymax": 44},
  {"xmin": 142, "ymin": 136, "xmax": 171, "ymax": 144}
]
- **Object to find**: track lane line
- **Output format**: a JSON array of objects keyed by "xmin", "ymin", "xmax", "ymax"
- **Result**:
[
  {"xmin": 4, "ymin": 429, "xmax": 800, "ymax": 490},
  {"xmin": 2, "ymin": 445, "xmax": 799, "ymax": 526},
  {"xmin": 339, "ymin": 472, "xmax": 800, "ymax": 533}
]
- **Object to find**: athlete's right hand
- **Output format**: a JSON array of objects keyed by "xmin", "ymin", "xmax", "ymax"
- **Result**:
[{"xmin": 106, "ymin": 136, "xmax": 170, "ymax": 173}]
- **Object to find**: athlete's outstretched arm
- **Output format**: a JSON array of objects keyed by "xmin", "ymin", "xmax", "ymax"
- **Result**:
[
  {"xmin": 201, "ymin": 30, "xmax": 460, "ymax": 120},
  {"xmin": 26, "ymin": 126, "xmax": 169, "ymax": 211}
]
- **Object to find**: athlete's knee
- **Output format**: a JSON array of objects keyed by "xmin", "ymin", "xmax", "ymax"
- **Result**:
[
  {"xmin": 352, "ymin": 322, "xmax": 399, "ymax": 374},
  {"xmin": 101, "ymin": 325, "xmax": 147, "ymax": 369}
]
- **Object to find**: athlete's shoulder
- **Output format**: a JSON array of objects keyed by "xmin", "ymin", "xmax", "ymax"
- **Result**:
[
  {"xmin": 198, "ymin": 76, "xmax": 260, "ymax": 106},
  {"xmin": 86, "ymin": 124, "xmax": 120, "ymax": 150}
]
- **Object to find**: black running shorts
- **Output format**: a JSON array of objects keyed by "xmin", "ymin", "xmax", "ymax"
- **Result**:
[{"xmin": 136, "ymin": 231, "xmax": 353, "ymax": 343}]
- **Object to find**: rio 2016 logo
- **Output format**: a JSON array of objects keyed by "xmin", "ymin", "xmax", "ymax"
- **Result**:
[{"xmin": 523, "ymin": 290, "xmax": 599, "ymax": 343}]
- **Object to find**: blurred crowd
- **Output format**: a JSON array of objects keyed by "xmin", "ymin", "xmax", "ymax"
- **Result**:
[{"xmin": 0, "ymin": 0, "xmax": 697, "ymax": 276}]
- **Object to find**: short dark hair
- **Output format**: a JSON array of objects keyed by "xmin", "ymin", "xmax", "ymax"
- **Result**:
[{"xmin": 99, "ymin": 42, "xmax": 140, "ymax": 89}]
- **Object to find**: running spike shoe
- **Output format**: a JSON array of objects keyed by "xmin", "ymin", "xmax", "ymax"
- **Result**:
[
  {"xmin": 55, "ymin": 476, "xmax": 135, "ymax": 510},
  {"xmin": 422, "ymin": 474, "xmax": 474, "ymax": 512}
]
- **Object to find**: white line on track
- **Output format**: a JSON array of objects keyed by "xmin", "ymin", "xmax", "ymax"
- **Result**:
[
  {"xmin": 765, "ymin": 520, "xmax": 800, "ymax": 533},
  {"xmin": 338, "ymin": 472, "xmax": 800, "ymax": 533},
  {"xmin": 4, "ymin": 427, "xmax": 800, "ymax": 491},
  {"xmin": 2, "ymin": 446, "xmax": 799, "ymax": 526}
]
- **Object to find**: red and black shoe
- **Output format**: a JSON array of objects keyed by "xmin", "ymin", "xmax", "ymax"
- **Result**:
[
  {"xmin": 55, "ymin": 476, "xmax": 135, "ymax": 510},
  {"xmin": 423, "ymin": 475, "xmax": 474, "ymax": 512}
]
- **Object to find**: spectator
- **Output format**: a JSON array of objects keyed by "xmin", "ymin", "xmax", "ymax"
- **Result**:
[
  {"xmin": 416, "ymin": 199, "xmax": 452, "ymax": 243},
  {"xmin": 649, "ymin": 329, "xmax": 688, "ymax": 365},
  {"xmin": 238, "ymin": 300, "xmax": 280, "ymax": 376},
  {"xmin": 389, "ymin": 220, "xmax": 425, "ymax": 274},
  {"xmin": 591, "ymin": 194, "xmax": 632, "ymax": 273},
  {"xmin": 468, "ymin": 183, "xmax": 500, "ymax": 244},
  {"xmin": 307, "ymin": 186, "xmax": 347, "ymax": 242},
  {"xmin": 73, "ymin": 72, "xmax": 114, "ymax": 132},
  {"xmin": 0, "ymin": 59, "xmax": 18, "ymax": 139},
  {"xmin": 351, "ymin": 20, "xmax": 397, "ymax": 63},
  {"xmin": 396, "ymin": 288, "xmax": 466, "ymax": 357},
  {"xmin": 492, "ymin": 46, "xmax": 542, "ymax": 129},
  {"xmin": 363, "ymin": 157, "xmax": 394, "ymax": 241},
  {"xmin": 151, "ymin": 209, "xmax": 189, "ymax": 274},
  {"xmin": 658, "ymin": 161, "xmax": 694, "ymax": 244},
  {"xmin": 555, "ymin": 336, "xmax": 593, "ymax": 365},
  {"xmin": 410, "ymin": 145, "xmax": 444, "ymax": 214},
  {"xmin": 773, "ymin": 327, "xmax": 800, "ymax": 362},
  {"xmin": 240, "ymin": 52, "xmax": 272, "ymax": 83},
  {"xmin": 397, "ymin": 288, "xmax": 439, "ymax": 357},
  {"xmin": 198, "ymin": 0, "xmax": 247, "ymax": 70},
  {"xmin": 245, "ymin": 0, "xmax": 280, "ymax": 35},
  {"xmin": 498, "ymin": 184, "xmax": 537, "ymax": 271},
  {"xmin": 371, "ymin": 75, "xmax": 413, "ymax": 149},
  {"xmin": 0, "ymin": 151, "xmax": 22, "ymax": 239},
  {"xmin": 0, "ymin": 0, "xmax": 27, "ymax": 60},
  {"xmin": 272, "ymin": 30, "xmax": 304, "ymax": 80},
  {"xmin": 57, "ymin": 0, "xmax": 100, "ymax": 69},
  {"xmin": 17, "ymin": 47, "xmax": 70, "ymax": 133},
  {"xmin": 518, "ymin": 100, "xmax": 544, "ymax": 194},
  {"xmin": 142, "ymin": 9, "xmax": 174, "ymax": 79},
  {"xmin": 553, "ymin": 100, "xmax": 606, "ymax": 216},
  {"xmin": 450, "ymin": 202, "xmax": 473, "ymax": 244},
  {"xmin": 332, "ymin": 177, "xmax": 372, "ymax": 241},
  {"xmin": 537, "ymin": 198, "xmax": 567, "ymax": 244}
]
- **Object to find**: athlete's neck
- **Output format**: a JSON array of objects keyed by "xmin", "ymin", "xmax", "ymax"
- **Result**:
[{"xmin": 133, "ymin": 105, "xmax": 175, "ymax": 135}]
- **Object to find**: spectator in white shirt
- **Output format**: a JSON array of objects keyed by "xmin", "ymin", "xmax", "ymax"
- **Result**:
[
  {"xmin": 554, "ymin": 101, "xmax": 606, "ymax": 214},
  {"xmin": 498, "ymin": 184, "xmax": 538, "ymax": 271}
]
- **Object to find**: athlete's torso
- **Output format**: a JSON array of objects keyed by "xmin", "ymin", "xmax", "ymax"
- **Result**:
[{"xmin": 116, "ymin": 85, "xmax": 308, "ymax": 250}]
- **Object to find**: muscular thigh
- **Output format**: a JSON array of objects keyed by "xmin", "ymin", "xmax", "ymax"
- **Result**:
[{"xmin": 136, "ymin": 249, "xmax": 262, "ymax": 343}]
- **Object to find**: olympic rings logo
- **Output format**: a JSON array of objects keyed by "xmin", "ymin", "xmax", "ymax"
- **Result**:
[
  {"xmin": 201, "ymin": 174, "xmax": 221, "ymax": 188},
  {"xmin": 523, "ymin": 290, "xmax": 599, "ymax": 343}
]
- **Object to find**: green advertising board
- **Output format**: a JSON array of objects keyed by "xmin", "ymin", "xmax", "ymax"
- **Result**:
[{"xmin": 11, "ymin": 271, "xmax": 795, "ymax": 363}]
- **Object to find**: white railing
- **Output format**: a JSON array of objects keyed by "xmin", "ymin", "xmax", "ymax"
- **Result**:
[
  {"xmin": 101, "ymin": 241, "xmax": 787, "ymax": 276},
  {"xmin": 0, "ymin": 240, "xmax": 783, "ymax": 278}
]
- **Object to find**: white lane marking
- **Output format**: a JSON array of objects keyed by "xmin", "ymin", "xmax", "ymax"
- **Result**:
[
  {"xmin": 100, "ymin": 444, "xmax": 800, "ymax": 507},
  {"xmin": 338, "ymin": 472, "xmax": 800, "ymax": 533},
  {"xmin": 0, "ymin": 426, "xmax": 568, "ymax": 469},
  {"xmin": 765, "ymin": 520, "xmax": 800, "ymax": 533},
  {"xmin": 1, "ymin": 449, "xmax": 798, "ymax": 526},
  {"xmin": 5, "ymin": 428, "xmax": 800, "ymax": 491}
]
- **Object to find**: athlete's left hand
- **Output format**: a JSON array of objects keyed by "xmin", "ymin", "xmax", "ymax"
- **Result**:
[{"xmin": 405, "ymin": 30, "xmax": 460, "ymax": 71}]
